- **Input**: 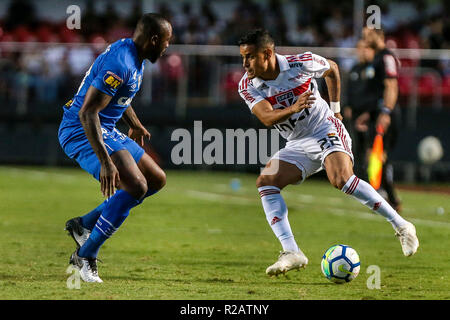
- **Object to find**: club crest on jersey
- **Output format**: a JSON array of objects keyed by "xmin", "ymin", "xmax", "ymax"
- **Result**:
[
  {"xmin": 276, "ymin": 91, "xmax": 295, "ymax": 108},
  {"xmin": 103, "ymin": 71, "xmax": 123, "ymax": 90}
]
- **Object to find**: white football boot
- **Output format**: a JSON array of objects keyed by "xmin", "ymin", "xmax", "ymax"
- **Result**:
[
  {"xmin": 266, "ymin": 250, "xmax": 309, "ymax": 276},
  {"xmin": 395, "ymin": 221, "xmax": 419, "ymax": 256},
  {"xmin": 65, "ymin": 217, "xmax": 91, "ymax": 248},
  {"xmin": 69, "ymin": 249, "xmax": 103, "ymax": 283}
]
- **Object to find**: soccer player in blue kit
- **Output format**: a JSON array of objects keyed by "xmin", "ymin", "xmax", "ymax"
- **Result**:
[{"xmin": 58, "ymin": 14, "xmax": 172, "ymax": 282}]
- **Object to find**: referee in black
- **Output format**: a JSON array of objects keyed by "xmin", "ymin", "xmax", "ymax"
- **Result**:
[
  {"xmin": 348, "ymin": 26, "xmax": 401, "ymax": 212},
  {"xmin": 344, "ymin": 39, "xmax": 376, "ymax": 179}
]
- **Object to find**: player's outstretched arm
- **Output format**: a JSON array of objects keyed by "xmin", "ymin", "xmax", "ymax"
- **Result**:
[
  {"xmin": 79, "ymin": 86, "xmax": 120, "ymax": 198},
  {"xmin": 252, "ymin": 91, "xmax": 315, "ymax": 127},
  {"xmin": 323, "ymin": 59, "xmax": 342, "ymax": 120},
  {"xmin": 122, "ymin": 106, "xmax": 151, "ymax": 147}
]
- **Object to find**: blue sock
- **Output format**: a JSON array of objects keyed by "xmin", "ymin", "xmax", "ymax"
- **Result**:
[
  {"xmin": 78, "ymin": 190, "xmax": 140, "ymax": 258},
  {"xmin": 79, "ymin": 189, "xmax": 158, "ymax": 230},
  {"xmin": 80, "ymin": 201, "xmax": 107, "ymax": 230}
]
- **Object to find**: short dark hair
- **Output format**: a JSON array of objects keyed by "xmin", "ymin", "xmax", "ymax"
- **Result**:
[
  {"xmin": 238, "ymin": 29, "xmax": 275, "ymax": 49},
  {"xmin": 136, "ymin": 13, "xmax": 170, "ymax": 37}
]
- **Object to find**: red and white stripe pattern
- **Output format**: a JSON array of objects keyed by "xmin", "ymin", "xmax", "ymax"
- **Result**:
[
  {"xmin": 344, "ymin": 176, "xmax": 360, "ymax": 195},
  {"xmin": 298, "ymin": 53, "xmax": 312, "ymax": 62},
  {"xmin": 238, "ymin": 77, "xmax": 250, "ymax": 91},
  {"xmin": 327, "ymin": 116, "xmax": 352, "ymax": 155},
  {"xmin": 259, "ymin": 188, "xmax": 280, "ymax": 198}
]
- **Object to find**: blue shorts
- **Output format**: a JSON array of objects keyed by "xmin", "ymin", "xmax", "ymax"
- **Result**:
[{"xmin": 59, "ymin": 125, "xmax": 145, "ymax": 181}]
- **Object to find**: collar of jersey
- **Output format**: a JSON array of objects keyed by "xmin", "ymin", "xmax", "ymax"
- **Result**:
[
  {"xmin": 127, "ymin": 38, "xmax": 145, "ymax": 67},
  {"xmin": 251, "ymin": 53, "xmax": 290, "ymax": 88}
]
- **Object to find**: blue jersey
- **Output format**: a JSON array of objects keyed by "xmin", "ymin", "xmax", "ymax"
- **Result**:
[{"xmin": 59, "ymin": 38, "xmax": 145, "ymax": 149}]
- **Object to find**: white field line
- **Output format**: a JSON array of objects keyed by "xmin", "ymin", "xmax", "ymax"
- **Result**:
[
  {"xmin": 186, "ymin": 190, "xmax": 450, "ymax": 229},
  {"xmin": 186, "ymin": 190, "xmax": 256, "ymax": 205},
  {"xmin": 2, "ymin": 167, "xmax": 77, "ymax": 182}
]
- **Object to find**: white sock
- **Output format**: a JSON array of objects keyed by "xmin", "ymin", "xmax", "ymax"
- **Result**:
[
  {"xmin": 341, "ymin": 175, "xmax": 408, "ymax": 229},
  {"xmin": 258, "ymin": 186, "xmax": 299, "ymax": 252}
]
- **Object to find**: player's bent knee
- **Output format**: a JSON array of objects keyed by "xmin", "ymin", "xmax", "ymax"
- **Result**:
[
  {"xmin": 329, "ymin": 171, "xmax": 352, "ymax": 190},
  {"xmin": 149, "ymin": 170, "xmax": 166, "ymax": 191},
  {"xmin": 256, "ymin": 174, "xmax": 279, "ymax": 188},
  {"xmin": 128, "ymin": 179, "xmax": 148, "ymax": 200}
]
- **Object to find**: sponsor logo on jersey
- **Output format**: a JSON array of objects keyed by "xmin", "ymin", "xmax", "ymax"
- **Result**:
[
  {"xmin": 289, "ymin": 62, "xmax": 303, "ymax": 68},
  {"xmin": 241, "ymin": 90, "xmax": 256, "ymax": 103},
  {"xmin": 103, "ymin": 71, "xmax": 123, "ymax": 90},
  {"xmin": 117, "ymin": 96, "xmax": 133, "ymax": 105},
  {"xmin": 327, "ymin": 133, "xmax": 336, "ymax": 137},
  {"xmin": 64, "ymin": 99, "xmax": 73, "ymax": 108},
  {"xmin": 313, "ymin": 56, "xmax": 326, "ymax": 66}
]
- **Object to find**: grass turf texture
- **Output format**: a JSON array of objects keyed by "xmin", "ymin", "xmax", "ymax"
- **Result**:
[{"xmin": 0, "ymin": 166, "xmax": 449, "ymax": 300}]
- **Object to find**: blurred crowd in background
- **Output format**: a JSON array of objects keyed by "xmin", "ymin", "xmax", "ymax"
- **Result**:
[
  {"xmin": 0, "ymin": 0, "xmax": 449, "ymax": 111},
  {"xmin": 2, "ymin": 0, "xmax": 449, "ymax": 48}
]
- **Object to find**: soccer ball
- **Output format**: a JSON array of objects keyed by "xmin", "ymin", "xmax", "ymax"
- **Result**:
[
  {"xmin": 321, "ymin": 244, "xmax": 360, "ymax": 283},
  {"xmin": 417, "ymin": 136, "xmax": 443, "ymax": 165}
]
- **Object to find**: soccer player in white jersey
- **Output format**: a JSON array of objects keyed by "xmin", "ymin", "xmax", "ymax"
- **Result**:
[{"xmin": 237, "ymin": 29, "xmax": 419, "ymax": 276}]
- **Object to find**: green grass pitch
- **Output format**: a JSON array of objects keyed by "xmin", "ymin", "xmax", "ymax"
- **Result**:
[{"xmin": 0, "ymin": 166, "xmax": 449, "ymax": 300}]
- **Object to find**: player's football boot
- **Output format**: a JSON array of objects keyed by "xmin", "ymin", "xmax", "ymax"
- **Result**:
[
  {"xmin": 65, "ymin": 217, "xmax": 91, "ymax": 248},
  {"xmin": 395, "ymin": 221, "xmax": 419, "ymax": 256},
  {"xmin": 266, "ymin": 250, "xmax": 308, "ymax": 276},
  {"xmin": 69, "ymin": 249, "xmax": 103, "ymax": 283}
]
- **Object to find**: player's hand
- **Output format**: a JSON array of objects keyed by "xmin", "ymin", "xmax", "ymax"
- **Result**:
[
  {"xmin": 334, "ymin": 112, "xmax": 343, "ymax": 121},
  {"xmin": 376, "ymin": 113, "xmax": 391, "ymax": 132},
  {"xmin": 128, "ymin": 126, "xmax": 151, "ymax": 147},
  {"xmin": 100, "ymin": 160, "xmax": 120, "ymax": 198},
  {"xmin": 291, "ymin": 91, "xmax": 315, "ymax": 113},
  {"xmin": 355, "ymin": 112, "xmax": 370, "ymax": 132}
]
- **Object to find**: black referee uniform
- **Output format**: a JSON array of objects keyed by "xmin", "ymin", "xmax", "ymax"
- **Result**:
[{"xmin": 361, "ymin": 48, "xmax": 401, "ymax": 209}]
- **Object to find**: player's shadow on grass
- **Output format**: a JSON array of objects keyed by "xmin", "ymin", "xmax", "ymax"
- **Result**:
[{"xmin": 106, "ymin": 275, "xmax": 238, "ymax": 284}]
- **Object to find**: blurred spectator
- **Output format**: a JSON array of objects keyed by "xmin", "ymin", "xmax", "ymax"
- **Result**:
[
  {"xmin": 67, "ymin": 44, "xmax": 94, "ymax": 76},
  {"xmin": 287, "ymin": 22, "xmax": 319, "ymax": 46},
  {"xmin": 0, "ymin": 0, "xmax": 449, "ymax": 110}
]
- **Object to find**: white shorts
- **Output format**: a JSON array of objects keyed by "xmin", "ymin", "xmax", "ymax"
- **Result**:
[{"xmin": 271, "ymin": 116, "xmax": 354, "ymax": 184}]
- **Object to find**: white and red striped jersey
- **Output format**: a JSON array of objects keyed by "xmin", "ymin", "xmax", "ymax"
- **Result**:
[{"xmin": 238, "ymin": 52, "xmax": 334, "ymax": 141}]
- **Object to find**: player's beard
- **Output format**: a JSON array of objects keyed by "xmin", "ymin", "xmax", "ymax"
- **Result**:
[{"xmin": 148, "ymin": 48, "xmax": 166, "ymax": 63}]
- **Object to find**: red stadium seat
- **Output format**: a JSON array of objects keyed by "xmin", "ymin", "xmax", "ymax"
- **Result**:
[
  {"xmin": 222, "ymin": 70, "xmax": 243, "ymax": 103},
  {"xmin": 13, "ymin": 26, "xmax": 36, "ymax": 42},
  {"xmin": 442, "ymin": 75, "xmax": 450, "ymax": 95},
  {"xmin": 418, "ymin": 73, "xmax": 442, "ymax": 106},
  {"xmin": 36, "ymin": 24, "xmax": 58, "ymax": 43},
  {"xmin": 0, "ymin": 31, "xmax": 14, "ymax": 42},
  {"xmin": 418, "ymin": 73, "xmax": 441, "ymax": 95},
  {"xmin": 398, "ymin": 73, "xmax": 414, "ymax": 95},
  {"xmin": 442, "ymin": 75, "xmax": 450, "ymax": 106},
  {"xmin": 58, "ymin": 24, "xmax": 82, "ymax": 43}
]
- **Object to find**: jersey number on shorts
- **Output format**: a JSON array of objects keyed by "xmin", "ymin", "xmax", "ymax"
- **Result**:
[{"xmin": 318, "ymin": 135, "xmax": 341, "ymax": 151}]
